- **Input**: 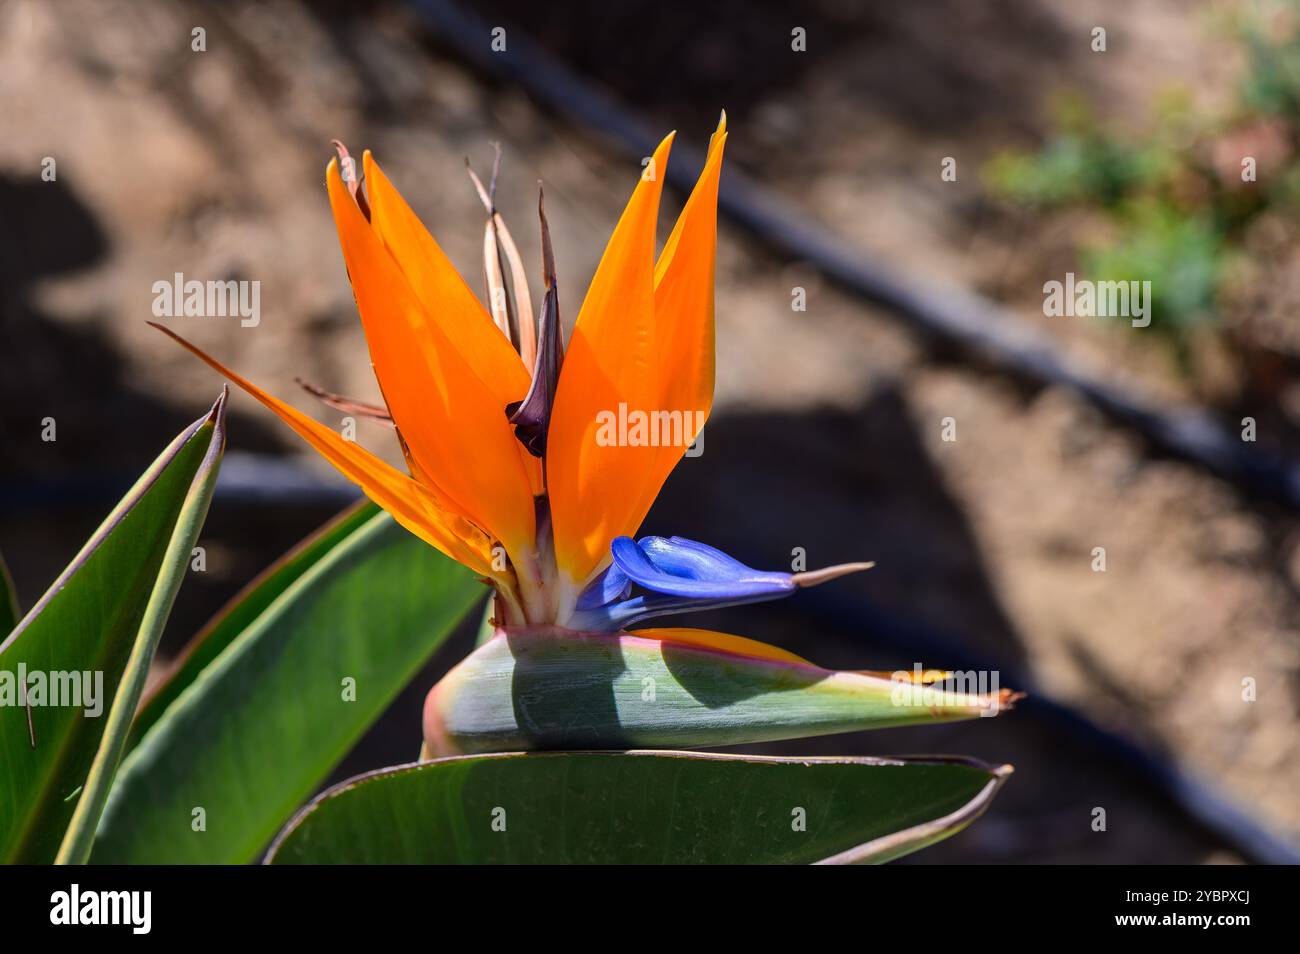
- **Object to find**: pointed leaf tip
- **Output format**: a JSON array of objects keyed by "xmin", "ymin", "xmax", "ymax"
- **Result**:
[{"xmin": 206, "ymin": 384, "xmax": 229, "ymax": 427}]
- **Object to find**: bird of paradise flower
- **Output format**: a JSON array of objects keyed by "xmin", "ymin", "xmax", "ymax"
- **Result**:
[{"xmin": 153, "ymin": 115, "xmax": 1017, "ymax": 757}]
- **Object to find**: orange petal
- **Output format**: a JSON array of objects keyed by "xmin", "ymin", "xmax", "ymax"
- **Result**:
[
  {"xmin": 643, "ymin": 118, "xmax": 727, "ymax": 512},
  {"xmin": 362, "ymin": 153, "xmax": 531, "ymax": 404},
  {"xmin": 547, "ymin": 133, "xmax": 675, "ymax": 588},
  {"xmin": 149, "ymin": 323, "xmax": 493, "ymax": 575},
  {"xmin": 327, "ymin": 160, "xmax": 536, "ymax": 558},
  {"xmin": 655, "ymin": 112, "xmax": 726, "ymax": 287},
  {"xmin": 630, "ymin": 627, "xmax": 812, "ymax": 666},
  {"xmin": 365, "ymin": 153, "xmax": 544, "ymax": 499},
  {"xmin": 654, "ymin": 116, "xmax": 725, "ymax": 411}
]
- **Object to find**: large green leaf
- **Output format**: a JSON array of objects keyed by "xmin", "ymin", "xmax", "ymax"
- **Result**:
[
  {"xmin": 127, "ymin": 498, "xmax": 380, "ymax": 750},
  {"xmin": 91, "ymin": 510, "xmax": 485, "ymax": 864},
  {"xmin": 0, "ymin": 393, "xmax": 227, "ymax": 864},
  {"xmin": 265, "ymin": 751, "xmax": 1011, "ymax": 864}
]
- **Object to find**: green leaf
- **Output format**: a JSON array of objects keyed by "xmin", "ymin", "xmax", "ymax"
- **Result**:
[
  {"xmin": 425, "ymin": 629, "xmax": 1015, "ymax": 755},
  {"xmin": 91, "ymin": 511, "xmax": 486, "ymax": 865},
  {"xmin": 127, "ymin": 498, "xmax": 380, "ymax": 750},
  {"xmin": 0, "ymin": 549, "xmax": 18, "ymax": 636},
  {"xmin": 264, "ymin": 751, "xmax": 1011, "ymax": 864},
  {"xmin": 0, "ymin": 393, "xmax": 227, "ymax": 864}
]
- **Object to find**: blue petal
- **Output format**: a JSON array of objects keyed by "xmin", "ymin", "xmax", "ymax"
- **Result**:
[
  {"xmin": 575, "ymin": 562, "xmax": 631, "ymax": 610},
  {"xmin": 568, "ymin": 536, "xmax": 801, "ymax": 631},
  {"xmin": 570, "ymin": 591, "xmax": 792, "ymax": 631},
  {"xmin": 568, "ymin": 536, "xmax": 872, "ymax": 631},
  {"xmin": 610, "ymin": 535, "xmax": 796, "ymax": 600}
]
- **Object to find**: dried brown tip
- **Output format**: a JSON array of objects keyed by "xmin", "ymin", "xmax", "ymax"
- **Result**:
[
  {"xmin": 488, "ymin": 141, "xmax": 502, "ymax": 208},
  {"xmin": 482, "ymin": 216, "xmax": 514, "ymax": 341},
  {"xmin": 466, "ymin": 160, "xmax": 494, "ymax": 214},
  {"xmin": 468, "ymin": 148, "xmax": 537, "ymax": 367},
  {"xmin": 495, "ymin": 211, "xmax": 537, "ymax": 369},
  {"xmin": 791, "ymin": 561, "xmax": 875, "ymax": 588},
  {"xmin": 539, "ymin": 183, "xmax": 555, "ymax": 290},
  {"xmin": 296, "ymin": 378, "xmax": 393, "ymax": 426},
  {"xmin": 331, "ymin": 139, "xmax": 370, "ymax": 220}
]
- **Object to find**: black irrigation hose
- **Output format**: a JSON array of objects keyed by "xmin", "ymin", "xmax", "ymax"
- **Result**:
[
  {"xmin": 408, "ymin": 0, "xmax": 1300, "ymax": 863},
  {"xmin": 409, "ymin": 0, "xmax": 1300, "ymax": 512},
  {"xmin": 0, "ymin": 453, "xmax": 359, "ymax": 512}
]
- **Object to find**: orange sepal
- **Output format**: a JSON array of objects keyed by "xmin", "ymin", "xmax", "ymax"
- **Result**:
[
  {"xmin": 546, "ymin": 133, "xmax": 675, "ymax": 588},
  {"xmin": 149, "ymin": 323, "xmax": 493, "ymax": 575},
  {"xmin": 327, "ymin": 160, "xmax": 536, "ymax": 559},
  {"xmin": 650, "ymin": 117, "xmax": 726, "ymax": 463},
  {"xmin": 631, "ymin": 626, "xmax": 812, "ymax": 666},
  {"xmin": 362, "ymin": 153, "xmax": 531, "ymax": 405}
]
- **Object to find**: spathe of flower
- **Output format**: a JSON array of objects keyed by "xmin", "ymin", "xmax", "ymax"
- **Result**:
[{"xmin": 424, "ymin": 627, "xmax": 1021, "ymax": 756}]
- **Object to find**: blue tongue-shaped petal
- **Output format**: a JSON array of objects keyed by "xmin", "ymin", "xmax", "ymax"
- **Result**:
[
  {"xmin": 574, "ymin": 562, "xmax": 631, "ymax": 610},
  {"xmin": 569, "ymin": 535, "xmax": 872, "ymax": 631},
  {"xmin": 612, "ymin": 535, "xmax": 795, "ymax": 599}
]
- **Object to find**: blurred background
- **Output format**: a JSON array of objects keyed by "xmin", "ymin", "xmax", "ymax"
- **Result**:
[{"xmin": 3, "ymin": 0, "xmax": 1300, "ymax": 863}]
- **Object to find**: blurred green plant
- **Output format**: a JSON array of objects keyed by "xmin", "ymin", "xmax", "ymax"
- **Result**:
[
  {"xmin": 985, "ymin": 98, "xmax": 1171, "ymax": 208},
  {"xmin": 984, "ymin": 3, "xmax": 1300, "ymax": 349},
  {"xmin": 1082, "ymin": 202, "xmax": 1223, "ymax": 336},
  {"xmin": 1241, "ymin": 5, "xmax": 1300, "ymax": 119}
]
